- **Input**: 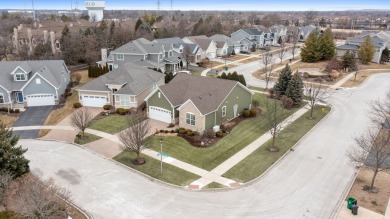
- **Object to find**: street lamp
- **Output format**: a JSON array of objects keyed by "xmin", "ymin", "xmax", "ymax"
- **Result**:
[{"xmin": 160, "ymin": 138, "xmax": 163, "ymax": 175}]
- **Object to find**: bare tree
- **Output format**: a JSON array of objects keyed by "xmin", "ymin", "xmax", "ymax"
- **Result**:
[
  {"xmin": 15, "ymin": 177, "xmax": 70, "ymax": 218},
  {"xmin": 261, "ymin": 50, "xmax": 276, "ymax": 90},
  {"xmin": 304, "ymin": 81, "xmax": 332, "ymax": 119},
  {"xmin": 70, "ymin": 108, "xmax": 94, "ymax": 137},
  {"xmin": 183, "ymin": 44, "xmax": 193, "ymax": 69},
  {"xmin": 369, "ymin": 90, "xmax": 390, "ymax": 129},
  {"xmin": 264, "ymin": 97, "xmax": 290, "ymax": 152},
  {"xmin": 119, "ymin": 116, "xmax": 150, "ymax": 165},
  {"xmin": 348, "ymin": 129, "xmax": 390, "ymax": 191},
  {"xmin": 352, "ymin": 59, "xmax": 360, "ymax": 81},
  {"xmin": 291, "ymin": 31, "xmax": 300, "ymax": 60},
  {"xmin": 0, "ymin": 171, "xmax": 13, "ymax": 208},
  {"xmin": 278, "ymin": 38, "xmax": 287, "ymax": 64},
  {"xmin": 304, "ymin": 10, "xmax": 318, "ymax": 25},
  {"xmin": 261, "ymin": 13, "xmax": 281, "ymax": 28}
]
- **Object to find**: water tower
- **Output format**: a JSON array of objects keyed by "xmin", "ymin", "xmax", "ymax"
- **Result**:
[{"xmin": 85, "ymin": 1, "xmax": 105, "ymax": 22}]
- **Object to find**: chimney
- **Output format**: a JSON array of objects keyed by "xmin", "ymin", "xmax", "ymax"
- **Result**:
[
  {"xmin": 101, "ymin": 48, "xmax": 108, "ymax": 66},
  {"xmin": 27, "ymin": 28, "xmax": 33, "ymax": 52},
  {"xmin": 13, "ymin": 27, "xmax": 19, "ymax": 51},
  {"xmin": 50, "ymin": 31, "xmax": 56, "ymax": 54},
  {"xmin": 43, "ymin": 30, "xmax": 48, "ymax": 44}
]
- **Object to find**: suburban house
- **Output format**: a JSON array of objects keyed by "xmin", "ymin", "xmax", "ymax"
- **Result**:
[
  {"xmin": 0, "ymin": 60, "xmax": 70, "ymax": 110},
  {"xmin": 210, "ymin": 34, "xmax": 241, "ymax": 55},
  {"xmin": 100, "ymin": 38, "xmax": 181, "ymax": 74},
  {"xmin": 214, "ymin": 41, "xmax": 229, "ymax": 57},
  {"xmin": 182, "ymin": 36, "xmax": 218, "ymax": 59},
  {"xmin": 231, "ymin": 28, "xmax": 265, "ymax": 49},
  {"xmin": 153, "ymin": 37, "xmax": 203, "ymax": 64},
  {"xmin": 299, "ymin": 25, "xmax": 317, "ymax": 41},
  {"xmin": 336, "ymin": 35, "xmax": 388, "ymax": 63},
  {"xmin": 78, "ymin": 63, "xmax": 164, "ymax": 109},
  {"xmin": 145, "ymin": 74, "xmax": 253, "ymax": 133},
  {"xmin": 269, "ymin": 25, "xmax": 288, "ymax": 43}
]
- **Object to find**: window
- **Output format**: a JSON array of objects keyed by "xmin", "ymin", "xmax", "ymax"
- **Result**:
[
  {"xmin": 130, "ymin": 96, "xmax": 136, "ymax": 103},
  {"xmin": 186, "ymin": 113, "xmax": 195, "ymax": 126},
  {"xmin": 0, "ymin": 94, "xmax": 4, "ymax": 103},
  {"xmin": 120, "ymin": 96, "xmax": 130, "ymax": 106},
  {"xmin": 15, "ymin": 73, "xmax": 26, "ymax": 81},
  {"xmin": 158, "ymin": 92, "xmax": 161, "ymax": 98},
  {"xmin": 160, "ymin": 53, "xmax": 163, "ymax": 60},
  {"xmin": 117, "ymin": 54, "xmax": 124, "ymax": 60},
  {"xmin": 152, "ymin": 83, "xmax": 158, "ymax": 91},
  {"xmin": 170, "ymin": 51, "xmax": 172, "ymax": 56},
  {"xmin": 179, "ymin": 49, "xmax": 183, "ymax": 53},
  {"xmin": 36, "ymin": 78, "xmax": 41, "ymax": 84},
  {"xmin": 56, "ymin": 42, "xmax": 60, "ymax": 49},
  {"xmin": 222, "ymin": 106, "xmax": 226, "ymax": 117}
]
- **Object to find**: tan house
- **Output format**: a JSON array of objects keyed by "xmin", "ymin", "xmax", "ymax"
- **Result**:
[
  {"xmin": 145, "ymin": 74, "xmax": 253, "ymax": 133},
  {"xmin": 78, "ymin": 63, "xmax": 164, "ymax": 109}
]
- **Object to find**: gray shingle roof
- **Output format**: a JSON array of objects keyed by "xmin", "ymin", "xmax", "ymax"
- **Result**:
[
  {"xmin": 112, "ymin": 38, "xmax": 166, "ymax": 54},
  {"xmin": 210, "ymin": 34, "xmax": 240, "ymax": 47},
  {"xmin": 0, "ymin": 60, "xmax": 68, "ymax": 92},
  {"xmin": 242, "ymin": 28, "xmax": 263, "ymax": 36},
  {"xmin": 186, "ymin": 38, "xmax": 214, "ymax": 51},
  {"xmin": 79, "ymin": 63, "xmax": 164, "ymax": 96},
  {"xmin": 336, "ymin": 44, "xmax": 359, "ymax": 50},
  {"xmin": 159, "ymin": 74, "xmax": 240, "ymax": 115}
]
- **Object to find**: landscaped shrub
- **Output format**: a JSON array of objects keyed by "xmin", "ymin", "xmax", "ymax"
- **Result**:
[
  {"xmin": 280, "ymin": 96, "xmax": 294, "ymax": 109},
  {"xmin": 103, "ymin": 104, "xmax": 111, "ymax": 110},
  {"xmin": 164, "ymin": 130, "xmax": 169, "ymax": 134},
  {"xmin": 179, "ymin": 128, "xmax": 186, "ymax": 134},
  {"xmin": 252, "ymin": 100, "xmax": 260, "ymax": 108},
  {"xmin": 160, "ymin": 129, "xmax": 164, "ymax": 133},
  {"xmin": 116, "ymin": 108, "xmax": 126, "ymax": 115},
  {"xmin": 175, "ymin": 128, "xmax": 179, "ymax": 133},
  {"xmin": 242, "ymin": 109, "xmax": 250, "ymax": 118},
  {"xmin": 186, "ymin": 129, "xmax": 193, "ymax": 136},
  {"xmin": 9, "ymin": 109, "xmax": 14, "ymax": 113},
  {"xmin": 193, "ymin": 131, "xmax": 200, "ymax": 136},
  {"xmin": 268, "ymin": 88, "xmax": 275, "ymax": 98},
  {"xmin": 204, "ymin": 129, "xmax": 215, "ymax": 138},
  {"xmin": 170, "ymin": 130, "xmax": 175, "ymax": 133},
  {"xmin": 168, "ymin": 123, "xmax": 174, "ymax": 128},
  {"xmin": 14, "ymin": 109, "xmax": 20, "ymax": 113},
  {"xmin": 216, "ymin": 131, "xmax": 224, "ymax": 138},
  {"xmin": 0, "ymin": 107, "xmax": 7, "ymax": 112},
  {"xmin": 249, "ymin": 108, "xmax": 257, "ymax": 117},
  {"xmin": 73, "ymin": 102, "xmax": 82, "ymax": 108}
]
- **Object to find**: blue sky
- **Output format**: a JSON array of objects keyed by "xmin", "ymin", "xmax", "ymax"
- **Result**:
[{"xmin": 2, "ymin": 0, "xmax": 390, "ymax": 11}]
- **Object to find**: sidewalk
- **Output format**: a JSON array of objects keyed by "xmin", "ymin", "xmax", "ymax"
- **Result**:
[
  {"xmin": 337, "ymin": 202, "xmax": 384, "ymax": 219},
  {"xmin": 200, "ymin": 55, "xmax": 258, "ymax": 76}
]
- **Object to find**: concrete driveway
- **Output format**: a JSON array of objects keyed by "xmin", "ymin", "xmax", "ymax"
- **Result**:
[
  {"xmin": 13, "ymin": 106, "xmax": 55, "ymax": 139},
  {"xmin": 21, "ymin": 73, "xmax": 390, "ymax": 218}
]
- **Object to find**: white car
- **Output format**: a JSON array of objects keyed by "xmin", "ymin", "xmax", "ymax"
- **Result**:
[{"xmin": 177, "ymin": 70, "xmax": 191, "ymax": 74}]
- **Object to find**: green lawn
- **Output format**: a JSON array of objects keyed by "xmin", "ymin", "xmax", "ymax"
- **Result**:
[
  {"xmin": 249, "ymin": 86, "xmax": 267, "ymax": 92},
  {"xmin": 89, "ymin": 115, "xmax": 129, "ymax": 134},
  {"xmin": 202, "ymin": 182, "xmax": 227, "ymax": 189},
  {"xmin": 74, "ymin": 132, "xmax": 102, "ymax": 145},
  {"xmin": 0, "ymin": 211, "xmax": 16, "ymax": 219},
  {"xmin": 222, "ymin": 106, "xmax": 330, "ymax": 183},
  {"xmin": 190, "ymin": 70, "xmax": 202, "ymax": 76},
  {"xmin": 114, "ymin": 151, "xmax": 200, "ymax": 186},
  {"xmin": 146, "ymin": 93, "xmax": 301, "ymax": 171}
]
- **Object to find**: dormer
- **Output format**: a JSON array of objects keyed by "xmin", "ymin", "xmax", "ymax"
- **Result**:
[
  {"xmin": 106, "ymin": 83, "xmax": 126, "ymax": 93},
  {"xmin": 10, "ymin": 66, "xmax": 29, "ymax": 82}
]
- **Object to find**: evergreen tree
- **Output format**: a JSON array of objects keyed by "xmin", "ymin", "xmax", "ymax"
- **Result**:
[
  {"xmin": 341, "ymin": 50, "xmax": 356, "ymax": 71},
  {"xmin": 231, "ymin": 49, "xmax": 236, "ymax": 55},
  {"xmin": 88, "ymin": 65, "xmax": 92, "ymax": 78},
  {"xmin": 226, "ymin": 73, "xmax": 232, "ymax": 80},
  {"xmin": 318, "ymin": 28, "xmax": 336, "ymax": 60},
  {"xmin": 231, "ymin": 72, "xmax": 239, "ymax": 81},
  {"xmin": 273, "ymin": 64, "xmax": 293, "ymax": 98},
  {"xmin": 286, "ymin": 72, "xmax": 304, "ymax": 106},
  {"xmin": 220, "ymin": 72, "xmax": 227, "ymax": 79},
  {"xmin": 358, "ymin": 36, "xmax": 375, "ymax": 64},
  {"xmin": 300, "ymin": 30, "xmax": 321, "ymax": 63},
  {"xmin": 0, "ymin": 123, "xmax": 29, "ymax": 177},
  {"xmin": 60, "ymin": 25, "xmax": 72, "ymax": 64},
  {"xmin": 135, "ymin": 18, "xmax": 143, "ymax": 31},
  {"xmin": 238, "ymin": 75, "xmax": 247, "ymax": 86},
  {"xmin": 381, "ymin": 47, "xmax": 389, "ymax": 63}
]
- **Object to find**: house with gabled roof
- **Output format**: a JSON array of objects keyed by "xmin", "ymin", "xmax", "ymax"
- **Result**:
[
  {"xmin": 231, "ymin": 28, "xmax": 265, "ymax": 49},
  {"xmin": 145, "ymin": 74, "xmax": 253, "ymax": 133},
  {"xmin": 210, "ymin": 34, "xmax": 240, "ymax": 55},
  {"xmin": 153, "ymin": 37, "xmax": 203, "ymax": 64},
  {"xmin": 100, "ymin": 38, "xmax": 181, "ymax": 74},
  {"xmin": 78, "ymin": 63, "xmax": 164, "ymax": 109},
  {"xmin": 0, "ymin": 60, "xmax": 70, "ymax": 110},
  {"xmin": 182, "ymin": 36, "xmax": 218, "ymax": 59}
]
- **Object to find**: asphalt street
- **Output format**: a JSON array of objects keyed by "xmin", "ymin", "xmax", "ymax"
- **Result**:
[{"xmin": 21, "ymin": 73, "xmax": 390, "ymax": 218}]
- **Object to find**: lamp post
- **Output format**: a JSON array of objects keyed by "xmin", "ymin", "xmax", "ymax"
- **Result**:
[{"xmin": 160, "ymin": 138, "xmax": 163, "ymax": 175}]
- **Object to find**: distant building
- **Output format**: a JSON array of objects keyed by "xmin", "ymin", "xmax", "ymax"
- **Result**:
[{"xmin": 85, "ymin": 1, "xmax": 105, "ymax": 22}]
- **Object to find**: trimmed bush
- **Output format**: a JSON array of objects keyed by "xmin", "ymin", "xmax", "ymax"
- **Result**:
[
  {"xmin": 73, "ymin": 102, "xmax": 82, "ymax": 108},
  {"xmin": 14, "ymin": 109, "xmax": 20, "ymax": 113},
  {"xmin": 249, "ymin": 108, "xmax": 257, "ymax": 117},
  {"xmin": 193, "ymin": 131, "xmax": 200, "ymax": 136},
  {"xmin": 116, "ymin": 108, "xmax": 126, "ymax": 115},
  {"xmin": 280, "ymin": 96, "xmax": 294, "ymax": 109},
  {"xmin": 170, "ymin": 130, "xmax": 175, "ymax": 133},
  {"xmin": 103, "ymin": 104, "xmax": 111, "ymax": 110},
  {"xmin": 160, "ymin": 129, "xmax": 164, "ymax": 133},
  {"xmin": 164, "ymin": 130, "xmax": 169, "ymax": 134},
  {"xmin": 168, "ymin": 123, "xmax": 174, "ymax": 128},
  {"xmin": 216, "ymin": 131, "xmax": 224, "ymax": 138},
  {"xmin": 9, "ymin": 109, "xmax": 14, "ymax": 113},
  {"xmin": 186, "ymin": 129, "xmax": 193, "ymax": 136},
  {"xmin": 178, "ymin": 128, "xmax": 186, "ymax": 134},
  {"xmin": 252, "ymin": 100, "xmax": 260, "ymax": 108},
  {"xmin": 268, "ymin": 88, "xmax": 275, "ymax": 98},
  {"xmin": 242, "ymin": 109, "xmax": 250, "ymax": 118}
]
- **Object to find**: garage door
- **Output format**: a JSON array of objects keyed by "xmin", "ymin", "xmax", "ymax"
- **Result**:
[
  {"xmin": 207, "ymin": 52, "xmax": 216, "ymax": 59},
  {"xmin": 26, "ymin": 94, "xmax": 55, "ymax": 107},
  {"xmin": 149, "ymin": 106, "xmax": 171, "ymax": 123},
  {"xmin": 82, "ymin": 95, "xmax": 108, "ymax": 108}
]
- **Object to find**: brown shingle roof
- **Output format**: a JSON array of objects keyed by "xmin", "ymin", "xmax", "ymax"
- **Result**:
[{"xmin": 159, "ymin": 74, "xmax": 239, "ymax": 115}]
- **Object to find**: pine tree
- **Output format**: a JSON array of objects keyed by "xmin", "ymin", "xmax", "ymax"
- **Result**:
[
  {"xmin": 381, "ymin": 47, "xmax": 389, "ymax": 63},
  {"xmin": 231, "ymin": 49, "xmax": 236, "ymax": 55},
  {"xmin": 319, "ymin": 28, "xmax": 336, "ymax": 60},
  {"xmin": 274, "ymin": 64, "xmax": 293, "ymax": 98},
  {"xmin": 135, "ymin": 18, "xmax": 143, "ymax": 31},
  {"xmin": 300, "ymin": 30, "xmax": 321, "ymax": 63},
  {"xmin": 238, "ymin": 75, "xmax": 247, "ymax": 86},
  {"xmin": 341, "ymin": 50, "xmax": 356, "ymax": 71},
  {"xmin": 358, "ymin": 36, "xmax": 376, "ymax": 64},
  {"xmin": 220, "ymin": 72, "xmax": 227, "ymax": 79},
  {"xmin": 88, "ymin": 65, "xmax": 92, "ymax": 78},
  {"xmin": 231, "ymin": 72, "xmax": 239, "ymax": 81},
  {"xmin": 0, "ymin": 123, "xmax": 29, "ymax": 177},
  {"xmin": 286, "ymin": 72, "xmax": 304, "ymax": 106}
]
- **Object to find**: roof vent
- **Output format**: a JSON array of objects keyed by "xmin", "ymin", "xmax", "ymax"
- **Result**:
[
  {"xmin": 209, "ymin": 93, "xmax": 212, "ymax": 96},
  {"xmin": 199, "ymin": 96, "xmax": 202, "ymax": 99}
]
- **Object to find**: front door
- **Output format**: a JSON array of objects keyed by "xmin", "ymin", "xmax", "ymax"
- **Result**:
[
  {"xmin": 15, "ymin": 92, "xmax": 23, "ymax": 103},
  {"xmin": 233, "ymin": 104, "xmax": 238, "ymax": 117}
]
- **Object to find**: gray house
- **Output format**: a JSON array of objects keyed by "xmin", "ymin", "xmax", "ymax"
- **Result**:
[
  {"xmin": 0, "ymin": 60, "xmax": 70, "ymax": 110},
  {"xmin": 231, "ymin": 28, "xmax": 265, "ymax": 49},
  {"xmin": 153, "ymin": 37, "xmax": 203, "ymax": 64},
  {"xmin": 78, "ymin": 63, "xmax": 164, "ymax": 109},
  {"xmin": 100, "ymin": 38, "xmax": 181, "ymax": 74},
  {"xmin": 210, "ymin": 34, "xmax": 241, "ymax": 55}
]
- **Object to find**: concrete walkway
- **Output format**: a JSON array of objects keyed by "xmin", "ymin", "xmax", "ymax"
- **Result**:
[
  {"xmin": 337, "ymin": 202, "xmax": 384, "ymax": 219},
  {"xmin": 200, "ymin": 55, "xmax": 259, "ymax": 77}
]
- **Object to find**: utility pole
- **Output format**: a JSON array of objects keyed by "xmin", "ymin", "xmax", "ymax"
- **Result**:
[
  {"xmin": 157, "ymin": 0, "xmax": 160, "ymax": 13},
  {"xmin": 32, "ymin": 0, "xmax": 36, "ymax": 20}
]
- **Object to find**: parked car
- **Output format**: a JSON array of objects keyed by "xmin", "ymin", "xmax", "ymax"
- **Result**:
[
  {"xmin": 240, "ymin": 51, "xmax": 250, "ymax": 54},
  {"xmin": 177, "ymin": 70, "xmax": 191, "ymax": 74}
]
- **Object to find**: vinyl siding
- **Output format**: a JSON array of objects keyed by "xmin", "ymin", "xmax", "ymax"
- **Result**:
[
  {"xmin": 0, "ymin": 86, "xmax": 10, "ymax": 103},
  {"xmin": 135, "ymin": 77, "xmax": 165, "ymax": 108},
  {"xmin": 147, "ymin": 90, "xmax": 173, "ymax": 115},
  {"xmin": 231, "ymin": 30, "xmax": 250, "ymax": 42},
  {"xmin": 216, "ymin": 84, "xmax": 252, "ymax": 122},
  {"xmin": 205, "ymin": 111, "xmax": 216, "ymax": 131},
  {"xmin": 23, "ymin": 74, "xmax": 56, "ymax": 97},
  {"xmin": 178, "ymin": 101, "xmax": 205, "ymax": 133},
  {"xmin": 57, "ymin": 69, "xmax": 70, "ymax": 97}
]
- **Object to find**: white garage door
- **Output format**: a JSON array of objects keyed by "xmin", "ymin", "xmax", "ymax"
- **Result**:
[
  {"xmin": 26, "ymin": 94, "xmax": 55, "ymax": 107},
  {"xmin": 207, "ymin": 52, "xmax": 216, "ymax": 59},
  {"xmin": 82, "ymin": 95, "xmax": 108, "ymax": 108},
  {"xmin": 149, "ymin": 106, "xmax": 171, "ymax": 123}
]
